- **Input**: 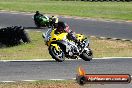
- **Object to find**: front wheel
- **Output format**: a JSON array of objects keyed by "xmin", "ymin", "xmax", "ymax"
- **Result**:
[
  {"xmin": 49, "ymin": 45, "xmax": 65, "ymax": 62},
  {"xmin": 80, "ymin": 48, "xmax": 93, "ymax": 61}
]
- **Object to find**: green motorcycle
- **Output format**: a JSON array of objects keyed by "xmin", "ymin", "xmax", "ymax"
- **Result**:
[{"xmin": 33, "ymin": 15, "xmax": 50, "ymax": 28}]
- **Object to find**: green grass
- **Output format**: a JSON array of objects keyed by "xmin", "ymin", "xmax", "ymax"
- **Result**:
[
  {"xmin": 91, "ymin": 37, "xmax": 132, "ymax": 57},
  {"xmin": 0, "ymin": 80, "xmax": 81, "ymax": 88},
  {"xmin": 0, "ymin": 31, "xmax": 132, "ymax": 60},
  {"xmin": 0, "ymin": 0, "xmax": 132, "ymax": 20},
  {"xmin": 0, "ymin": 31, "xmax": 51, "ymax": 60}
]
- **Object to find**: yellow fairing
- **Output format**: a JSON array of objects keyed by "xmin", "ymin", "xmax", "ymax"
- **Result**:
[
  {"xmin": 57, "ymin": 33, "xmax": 67, "ymax": 40},
  {"xmin": 47, "ymin": 29, "xmax": 68, "ymax": 46},
  {"xmin": 76, "ymin": 34, "xmax": 85, "ymax": 41},
  {"xmin": 51, "ymin": 44, "xmax": 60, "ymax": 51}
]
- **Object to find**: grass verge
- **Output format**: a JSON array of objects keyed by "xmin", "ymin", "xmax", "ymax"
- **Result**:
[
  {"xmin": 0, "ymin": 80, "xmax": 82, "ymax": 88},
  {"xmin": 0, "ymin": 0, "xmax": 132, "ymax": 20},
  {"xmin": 0, "ymin": 31, "xmax": 132, "ymax": 60}
]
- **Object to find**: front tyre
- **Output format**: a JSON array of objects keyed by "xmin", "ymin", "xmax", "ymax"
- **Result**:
[
  {"xmin": 49, "ymin": 45, "xmax": 65, "ymax": 62},
  {"xmin": 80, "ymin": 48, "xmax": 93, "ymax": 61}
]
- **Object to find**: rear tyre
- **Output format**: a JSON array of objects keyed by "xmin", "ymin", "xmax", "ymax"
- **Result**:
[
  {"xmin": 49, "ymin": 45, "xmax": 65, "ymax": 62},
  {"xmin": 80, "ymin": 49, "xmax": 93, "ymax": 61}
]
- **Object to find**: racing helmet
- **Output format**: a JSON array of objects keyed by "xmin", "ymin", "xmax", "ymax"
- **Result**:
[
  {"xmin": 57, "ymin": 21, "xmax": 67, "ymax": 29},
  {"xmin": 35, "ymin": 11, "xmax": 40, "ymax": 15},
  {"xmin": 55, "ymin": 21, "xmax": 67, "ymax": 33},
  {"xmin": 51, "ymin": 16, "xmax": 59, "ymax": 28}
]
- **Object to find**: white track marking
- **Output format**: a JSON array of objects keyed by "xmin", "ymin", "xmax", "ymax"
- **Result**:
[
  {"xmin": 101, "ymin": 57, "xmax": 132, "ymax": 59},
  {"xmin": 99, "ymin": 37, "xmax": 107, "ymax": 39},
  {"xmin": 90, "ymin": 36, "xmax": 96, "ymax": 38},
  {"xmin": 0, "ymin": 59, "xmax": 80, "ymax": 62},
  {"xmin": 0, "ymin": 81, "xmax": 15, "ymax": 83},
  {"xmin": 0, "ymin": 59, "xmax": 54, "ymax": 62},
  {"xmin": 0, "ymin": 78, "xmax": 76, "ymax": 83},
  {"xmin": 49, "ymin": 79, "xmax": 71, "ymax": 80},
  {"xmin": 0, "ymin": 57, "xmax": 132, "ymax": 62}
]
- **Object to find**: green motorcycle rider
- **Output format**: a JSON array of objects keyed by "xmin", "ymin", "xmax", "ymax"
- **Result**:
[{"xmin": 34, "ymin": 11, "xmax": 50, "ymax": 27}]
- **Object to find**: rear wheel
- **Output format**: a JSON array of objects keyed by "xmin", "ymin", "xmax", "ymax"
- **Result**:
[
  {"xmin": 49, "ymin": 45, "xmax": 65, "ymax": 62},
  {"xmin": 80, "ymin": 48, "xmax": 93, "ymax": 61}
]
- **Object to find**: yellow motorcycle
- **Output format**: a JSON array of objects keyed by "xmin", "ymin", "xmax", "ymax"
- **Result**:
[{"xmin": 42, "ymin": 28, "xmax": 93, "ymax": 62}]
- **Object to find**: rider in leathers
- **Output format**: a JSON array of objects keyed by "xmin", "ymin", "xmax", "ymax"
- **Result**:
[
  {"xmin": 34, "ymin": 11, "xmax": 43, "ymax": 25},
  {"xmin": 54, "ymin": 21, "xmax": 81, "ymax": 55},
  {"xmin": 54, "ymin": 21, "xmax": 79, "ymax": 43}
]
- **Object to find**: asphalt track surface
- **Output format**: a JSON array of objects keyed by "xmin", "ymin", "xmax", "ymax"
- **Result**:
[
  {"xmin": 0, "ymin": 58, "xmax": 132, "ymax": 88},
  {"xmin": 0, "ymin": 11, "xmax": 132, "ymax": 40},
  {"xmin": 0, "ymin": 58, "xmax": 131, "ymax": 81},
  {"xmin": 0, "ymin": 12, "xmax": 132, "ymax": 88}
]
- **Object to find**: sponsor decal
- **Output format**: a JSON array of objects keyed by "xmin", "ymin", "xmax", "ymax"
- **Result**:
[{"xmin": 76, "ymin": 66, "xmax": 131, "ymax": 85}]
